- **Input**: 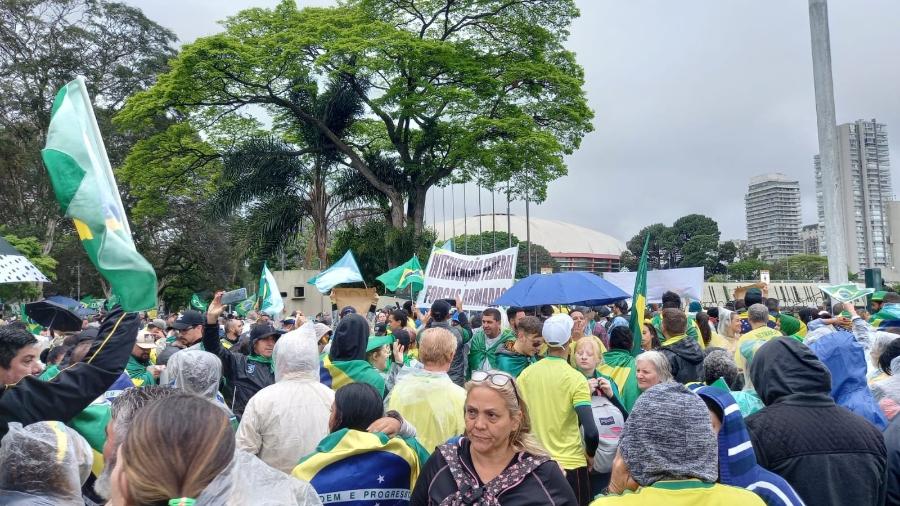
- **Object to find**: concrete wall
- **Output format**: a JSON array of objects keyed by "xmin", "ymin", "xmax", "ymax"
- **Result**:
[{"xmin": 271, "ymin": 269, "xmax": 415, "ymax": 317}]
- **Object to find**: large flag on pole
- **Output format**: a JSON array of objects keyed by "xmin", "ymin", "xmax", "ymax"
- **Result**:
[
  {"xmin": 629, "ymin": 234, "xmax": 650, "ymax": 357},
  {"xmin": 257, "ymin": 262, "xmax": 283, "ymax": 317},
  {"xmin": 308, "ymin": 250, "xmax": 364, "ymax": 294},
  {"xmin": 376, "ymin": 256, "xmax": 424, "ymax": 293},
  {"xmin": 41, "ymin": 77, "xmax": 156, "ymax": 311}
]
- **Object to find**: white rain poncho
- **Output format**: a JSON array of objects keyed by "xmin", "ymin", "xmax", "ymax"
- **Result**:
[
  {"xmin": 871, "ymin": 356, "xmax": 900, "ymax": 421},
  {"xmin": 385, "ymin": 368, "xmax": 466, "ymax": 452},
  {"xmin": 0, "ymin": 421, "xmax": 92, "ymax": 506},
  {"xmin": 235, "ymin": 322, "xmax": 335, "ymax": 473},
  {"xmin": 166, "ymin": 349, "xmax": 223, "ymax": 400},
  {"xmin": 195, "ymin": 449, "xmax": 322, "ymax": 505}
]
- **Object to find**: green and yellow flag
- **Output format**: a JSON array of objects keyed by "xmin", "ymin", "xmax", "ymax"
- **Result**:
[
  {"xmin": 41, "ymin": 77, "xmax": 157, "ymax": 311},
  {"xmin": 376, "ymin": 255, "xmax": 424, "ymax": 293},
  {"xmin": 629, "ymin": 234, "xmax": 650, "ymax": 357},
  {"xmin": 190, "ymin": 293, "xmax": 208, "ymax": 311}
]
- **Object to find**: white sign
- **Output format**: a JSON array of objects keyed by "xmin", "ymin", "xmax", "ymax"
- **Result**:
[
  {"xmin": 417, "ymin": 247, "xmax": 519, "ymax": 311},
  {"xmin": 603, "ymin": 267, "xmax": 704, "ymax": 303}
]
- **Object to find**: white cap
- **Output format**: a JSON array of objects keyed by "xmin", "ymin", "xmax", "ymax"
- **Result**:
[{"xmin": 542, "ymin": 314, "xmax": 574, "ymax": 347}]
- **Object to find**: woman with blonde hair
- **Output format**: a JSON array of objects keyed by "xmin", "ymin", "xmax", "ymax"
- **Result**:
[
  {"xmin": 110, "ymin": 393, "xmax": 319, "ymax": 505},
  {"xmin": 411, "ymin": 370, "xmax": 577, "ymax": 505}
]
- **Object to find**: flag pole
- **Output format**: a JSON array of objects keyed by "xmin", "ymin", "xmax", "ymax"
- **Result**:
[{"xmin": 73, "ymin": 76, "xmax": 132, "ymax": 237}]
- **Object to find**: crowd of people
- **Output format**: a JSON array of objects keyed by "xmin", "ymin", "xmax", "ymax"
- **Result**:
[{"xmin": 1, "ymin": 285, "xmax": 900, "ymax": 505}]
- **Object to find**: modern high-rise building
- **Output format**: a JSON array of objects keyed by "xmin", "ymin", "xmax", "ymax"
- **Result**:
[
  {"xmin": 800, "ymin": 224, "xmax": 820, "ymax": 255},
  {"xmin": 745, "ymin": 173, "xmax": 802, "ymax": 260},
  {"xmin": 815, "ymin": 119, "xmax": 893, "ymax": 273}
]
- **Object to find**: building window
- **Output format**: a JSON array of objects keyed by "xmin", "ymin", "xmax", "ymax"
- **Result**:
[{"xmin": 293, "ymin": 287, "xmax": 305, "ymax": 299}]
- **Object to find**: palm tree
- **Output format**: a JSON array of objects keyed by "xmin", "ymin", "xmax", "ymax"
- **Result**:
[{"xmin": 210, "ymin": 77, "xmax": 365, "ymax": 267}]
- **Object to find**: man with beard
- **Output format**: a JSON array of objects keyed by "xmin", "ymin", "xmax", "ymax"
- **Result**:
[{"xmin": 124, "ymin": 332, "xmax": 158, "ymax": 387}]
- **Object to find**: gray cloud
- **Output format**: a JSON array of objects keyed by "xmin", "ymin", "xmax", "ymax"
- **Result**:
[{"xmin": 124, "ymin": 0, "xmax": 900, "ymax": 244}]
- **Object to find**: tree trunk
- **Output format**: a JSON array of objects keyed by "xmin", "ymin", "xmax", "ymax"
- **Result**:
[
  {"xmin": 42, "ymin": 217, "xmax": 58, "ymax": 256},
  {"xmin": 407, "ymin": 186, "xmax": 429, "ymax": 236}
]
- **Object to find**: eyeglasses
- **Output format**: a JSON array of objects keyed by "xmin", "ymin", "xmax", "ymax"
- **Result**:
[{"xmin": 470, "ymin": 370, "xmax": 522, "ymax": 403}]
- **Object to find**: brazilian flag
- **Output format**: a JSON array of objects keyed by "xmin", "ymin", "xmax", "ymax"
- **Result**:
[
  {"xmin": 68, "ymin": 372, "xmax": 134, "ymax": 477},
  {"xmin": 41, "ymin": 77, "xmax": 156, "ymax": 311},
  {"xmin": 321, "ymin": 356, "xmax": 386, "ymax": 397},
  {"xmin": 629, "ymin": 234, "xmax": 650, "ymax": 357},
  {"xmin": 376, "ymin": 255, "xmax": 424, "ymax": 293},
  {"xmin": 292, "ymin": 428, "xmax": 430, "ymax": 505}
]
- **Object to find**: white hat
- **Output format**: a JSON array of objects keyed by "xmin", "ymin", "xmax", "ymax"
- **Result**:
[{"xmin": 542, "ymin": 314, "xmax": 574, "ymax": 347}]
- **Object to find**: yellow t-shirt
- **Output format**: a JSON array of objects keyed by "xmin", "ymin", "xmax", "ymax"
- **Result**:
[
  {"xmin": 591, "ymin": 480, "xmax": 765, "ymax": 506},
  {"xmin": 517, "ymin": 355, "xmax": 592, "ymax": 469},
  {"xmin": 734, "ymin": 326, "xmax": 783, "ymax": 372}
]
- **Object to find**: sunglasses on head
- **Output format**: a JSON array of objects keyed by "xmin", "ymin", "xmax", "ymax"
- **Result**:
[{"xmin": 470, "ymin": 370, "xmax": 522, "ymax": 401}]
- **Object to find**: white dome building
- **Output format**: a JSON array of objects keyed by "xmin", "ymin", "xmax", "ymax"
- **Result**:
[{"xmin": 433, "ymin": 214, "xmax": 627, "ymax": 273}]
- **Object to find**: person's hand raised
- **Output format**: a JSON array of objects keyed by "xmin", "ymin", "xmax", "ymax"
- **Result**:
[{"xmin": 207, "ymin": 291, "xmax": 225, "ymax": 324}]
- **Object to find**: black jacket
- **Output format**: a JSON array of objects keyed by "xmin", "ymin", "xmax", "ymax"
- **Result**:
[
  {"xmin": 202, "ymin": 323, "xmax": 274, "ymax": 418},
  {"xmin": 410, "ymin": 438, "xmax": 577, "ymax": 505},
  {"xmin": 659, "ymin": 335, "xmax": 704, "ymax": 384},
  {"xmin": 0, "ymin": 307, "xmax": 138, "ymax": 437},
  {"xmin": 885, "ymin": 416, "xmax": 900, "ymax": 506},
  {"xmin": 745, "ymin": 337, "xmax": 887, "ymax": 506}
]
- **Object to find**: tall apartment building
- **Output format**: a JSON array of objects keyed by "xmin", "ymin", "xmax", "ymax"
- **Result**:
[
  {"xmin": 815, "ymin": 119, "xmax": 893, "ymax": 273},
  {"xmin": 745, "ymin": 173, "xmax": 802, "ymax": 260},
  {"xmin": 800, "ymin": 224, "xmax": 820, "ymax": 255}
]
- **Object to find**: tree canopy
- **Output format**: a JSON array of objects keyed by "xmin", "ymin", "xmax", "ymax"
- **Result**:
[
  {"xmin": 448, "ymin": 231, "xmax": 559, "ymax": 279},
  {"xmin": 623, "ymin": 214, "xmax": 734, "ymax": 277},
  {"xmin": 116, "ymin": 0, "xmax": 593, "ymax": 235}
]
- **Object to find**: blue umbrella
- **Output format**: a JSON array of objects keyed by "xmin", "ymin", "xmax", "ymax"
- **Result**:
[{"xmin": 493, "ymin": 271, "xmax": 630, "ymax": 307}]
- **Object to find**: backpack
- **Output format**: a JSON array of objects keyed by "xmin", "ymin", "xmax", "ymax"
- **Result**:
[
  {"xmin": 437, "ymin": 439, "xmax": 549, "ymax": 505},
  {"xmin": 589, "ymin": 393, "xmax": 625, "ymax": 473}
]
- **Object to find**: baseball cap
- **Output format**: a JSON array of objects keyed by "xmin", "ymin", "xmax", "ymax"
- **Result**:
[
  {"xmin": 366, "ymin": 334, "xmax": 394, "ymax": 353},
  {"xmin": 250, "ymin": 323, "xmax": 283, "ymax": 343},
  {"xmin": 135, "ymin": 332, "xmax": 156, "ymax": 349},
  {"xmin": 872, "ymin": 291, "xmax": 887, "ymax": 302},
  {"xmin": 170, "ymin": 310, "xmax": 204, "ymax": 330},
  {"xmin": 430, "ymin": 299, "xmax": 451, "ymax": 321},
  {"xmin": 340, "ymin": 306, "xmax": 356, "ymax": 317},
  {"xmin": 282, "ymin": 318, "xmax": 296, "ymax": 325},
  {"xmin": 542, "ymin": 314, "xmax": 574, "ymax": 347}
]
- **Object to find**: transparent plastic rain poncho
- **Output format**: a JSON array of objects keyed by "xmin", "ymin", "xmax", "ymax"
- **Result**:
[
  {"xmin": 0, "ymin": 421, "xmax": 93, "ymax": 506},
  {"xmin": 166, "ymin": 349, "xmax": 223, "ymax": 400},
  {"xmin": 273, "ymin": 322, "xmax": 320, "ymax": 382},
  {"xmin": 384, "ymin": 368, "xmax": 467, "ymax": 452},
  {"xmin": 194, "ymin": 449, "xmax": 322, "ymax": 505},
  {"xmin": 871, "ymin": 356, "xmax": 900, "ymax": 421}
]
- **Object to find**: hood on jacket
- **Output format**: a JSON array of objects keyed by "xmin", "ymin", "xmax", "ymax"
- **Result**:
[
  {"xmin": 809, "ymin": 331, "xmax": 888, "ymax": 430},
  {"xmin": 329, "ymin": 313, "xmax": 370, "ymax": 362},
  {"xmin": 695, "ymin": 386, "xmax": 806, "ymax": 506},
  {"xmin": 750, "ymin": 337, "xmax": 832, "ymax": 407},
  {"xmin": 663, "ymin": 334, "xmax": 704, "ymax": 364},
  {"xmin": 273, "ymin": 322, "xmax": 320, "ymax": 382},
  {"xmin": 166, "ymin": 350, "xmax": 223, "ymax": 401}
]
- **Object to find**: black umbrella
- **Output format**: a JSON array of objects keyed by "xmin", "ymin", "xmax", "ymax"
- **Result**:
[{"xmin": 24, "ymin": 300, "xmax": 83, "ymax": 332}]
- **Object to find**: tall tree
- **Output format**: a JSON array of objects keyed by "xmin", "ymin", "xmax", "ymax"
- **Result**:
[
  {"xmin": 0, "ymin": 0, "xmax": 176, "ymax": 250},
  {"xmin": 116, "ymin": 0, "xmax": 593, "ymax": 236}
]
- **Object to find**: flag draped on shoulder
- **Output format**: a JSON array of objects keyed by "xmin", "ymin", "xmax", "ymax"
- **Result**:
[
  {"xmin": 292, "ymin": 428, "xmax": 430, "ymax": 505},
  {"xmin": 257, "ymin": 262, "xmax": 283, "ymax": 317},
  {"xmin": 309, "ymin": 250, "xmax": 364, "ymax": 294},
  {"xmin": 41, "ymin": 77, "xmax": 157, "ymax": 311},
  {"xmin": 629, "ymin": 234, "xmax": 650, "ymax": 357},
  {"xmin": 376, "ymin": 255, "xmax": 424, "ymax": 293},
  {"xmin": 320, "ymin": 356, "xmax": 386, "ymax": 397}
]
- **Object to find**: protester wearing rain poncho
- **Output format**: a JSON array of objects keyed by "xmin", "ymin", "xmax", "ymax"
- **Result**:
[
  {"xmin": 695, "ymin": 386, "xmax": 805, "ymax": 506},
  {"xmin": 236, "ymin": 322, "xmax": 334, "ymax": 474},
  {"xmin": 872, "ymin": 355, "xmax": 900, "ymax": 421},
  {"xmin": 807, "ymin": 330, "xmax": 888, "ymax": 429},
  {"xmin": 0, "ymin": 421, "xmax": 93, "ymax": 506},
  {"xmin": 165, "ymin": 349, "xmax": 238, "ymax": 430},
  {"xmin": 385, "ymin": 327, "xmax": 466, "ymax": 452}
]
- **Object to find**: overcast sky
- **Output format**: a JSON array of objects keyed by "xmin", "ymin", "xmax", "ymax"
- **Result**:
[{"xmin": 125, "ymin": 0, "xmax": 900, "ymax": 244}]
